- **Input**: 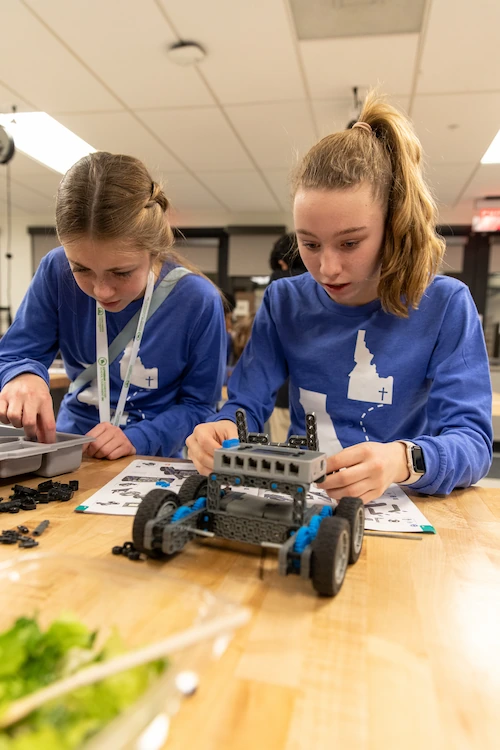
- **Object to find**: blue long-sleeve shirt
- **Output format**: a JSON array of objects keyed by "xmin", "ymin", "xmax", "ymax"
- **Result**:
[
  {"xmin": 0, "ymin": 247, "xmax": 226, "ymax": 457},
  {"xmin": 215, "ymin": 273, "xmax": 492, "ymax": 495}
]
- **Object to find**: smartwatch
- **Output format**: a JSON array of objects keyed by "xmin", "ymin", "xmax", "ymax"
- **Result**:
[{"xmin": 399, "ymin": 441, "xmax": 426, "ymax": 485}]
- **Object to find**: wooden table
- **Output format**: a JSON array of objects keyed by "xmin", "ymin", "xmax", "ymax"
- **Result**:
[
  {"xmin": 0, "ymin": 457, "xmax": 499, "ymax": 750},
  {"xmin": 48, "ymin": 367, "xmax": 70, "ymax": 390},
  {"xmin": 492, "ymin": 391, "xmax": 500, "ymax": 416}
]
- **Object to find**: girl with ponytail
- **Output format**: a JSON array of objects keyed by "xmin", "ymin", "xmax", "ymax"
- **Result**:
[{"xmin": 187, "ymin": 92, "xmax": 492, "ymax": 500}]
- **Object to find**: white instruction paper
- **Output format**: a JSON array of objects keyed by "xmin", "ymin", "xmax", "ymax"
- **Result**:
[
  {"xmin": 75, "ymin": 459, "xmax": 435, "ymax": 532},
  {"xmin": 75, "ymin": 459, "xmax": 199, "ymax": 516}
]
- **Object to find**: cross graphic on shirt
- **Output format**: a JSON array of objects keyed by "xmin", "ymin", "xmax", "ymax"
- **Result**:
[
  {"xmin": 379, "ymin": 387, "xmax": 388, "ymax": 400},
  {"xmin": 146, "ymin": 375, "xmax": 154, "ymax": 386}
]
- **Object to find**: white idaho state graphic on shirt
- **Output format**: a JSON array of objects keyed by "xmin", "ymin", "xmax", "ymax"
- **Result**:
[
  {"xmin": 299, "ymin": 388, "xmax": 343, "ymax": 456},
  {"xmin": 75, "ymin": 344, "xmax": 157, "ymax": 425},
  {"xmin": 347, "ymin": 330, "xmax": 393, "ymax": 405},
  {"xmin": 119, "ymin": 341, "xmax": 158, "ymax": 389},
  {"xmin": 297, "ymin": 332, "xmax": 393, "ymax": 453}
]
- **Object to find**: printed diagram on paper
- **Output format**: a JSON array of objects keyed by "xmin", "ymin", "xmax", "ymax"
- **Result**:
[
  {"xmin": 75, "ymin": 459, "xmax": 435, "ymax": 532},
  {"xmin": 74, "ymin": 459, "xmax": 199, "ymax": 515}
]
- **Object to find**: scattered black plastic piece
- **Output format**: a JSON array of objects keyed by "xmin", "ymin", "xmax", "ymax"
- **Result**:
[
  {"xmin": 48, "ymin": 487, "xmax": 74, "ymax": 502},
  {"xmin": 20, "ymin": 501, "xmax": 37, "ymax": 511},
  {"xmin": 0, "ymin": 535, "xmax": 17, "ymax": 544},
  {"xmin": 123, "ymin": 541, "xmax": 134, "ymax": 551},
  {"xmin": 112, "ymin": 545, "xmax": 124, "ymax": 555},
  {"xmin": 37, "ymin": 480, "xmax": 54, "ymax": 492},
  {"xmin": 19, "ymin": 538, "xmax": 39, "ymax": 548},
  {"xmin": 127, "ymin": 550, "xmax": 141, "ymax": 561},
  {"xmin": 33, "ymin": 519, "xmax": 50, "ymax": 537},
  {"xmin": 12, "ymin": 485, "xmax": 38, "ymax": 497},
  {"xmin": 69, "ymin": 480, "xmax": 79, "ymax": 491},
  {"xmin": 17, "ymin": 525, "xmax": 29, "ymax": 534}
]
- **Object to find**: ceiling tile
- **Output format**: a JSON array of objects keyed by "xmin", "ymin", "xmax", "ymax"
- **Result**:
[
  {"xmin": 160, "ymin": 0, "xmax": 306, "ymax": 104},
  {"xmin": 462, "ymin": 164, "xmax": 500, "ymax": 203},
  {"xmin": 0, "ymin": 178, "xmax": 56, "ymax": 215},
  {"xmin": 300, "ymin": 34, "xmax": 419, "ymax": 100},
  {"xmin": 225, "ymin": 101, "xmax": 317, "ymax": 170},
  {"xmin": 0, "ymin": 2, "xmax": 119, "ymax": 112},
  {"xmin": 161, "ymin": 173, "xmax": 225, "ymax": 212},
  {"xmin": 263, "ymin": 170, "xmax": 293, "ymax": 211},
  {"xmin": 417, "ymin": 0, "xmax": 500, "ymax": 94},
  {"xmin": 412, "ymin": 93, "xmax": 500, "ymax": 164},
  {"xmin": 197, "ymin": 171, "xmax": 281, "ymax": 212},
  {"xmin": 438, "ymin": 199, "xmax": 475, "ymax": 226},
  {"xmin": 6, "ymin": 151, "xmax": 60, "ymax": 178},
  {"xmin": 0, "ymin": 81, "xmax": 35, "ymax": 114},
  {"xmin": 137, "ymin": 108, "xmax": 254, "ymax": 171},
  {"xmin": 425, "ymin": 162, "xmax": 477, "ymax": 208},
  {"xmin": 23, "ymin": 0, "xmax": 214, "ymax": 109},
  {"xmin": 55, "ymin": 112, "xmax": 184, "ymax": 174}
]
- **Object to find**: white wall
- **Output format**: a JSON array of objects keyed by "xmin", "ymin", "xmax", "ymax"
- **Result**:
[{"xmin": 0, "ymin": 214, "xmax": 54, "ymax": 316}]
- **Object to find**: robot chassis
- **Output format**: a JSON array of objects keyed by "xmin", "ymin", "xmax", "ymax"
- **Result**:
[{"xmin": 132, "ymin": 410, "xmax": 365, "ymax": 597}]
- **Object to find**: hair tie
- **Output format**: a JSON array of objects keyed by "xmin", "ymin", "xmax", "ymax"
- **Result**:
[{"xmin": 351, "ymin": 121, "xmax": 372, "ymax": 133}]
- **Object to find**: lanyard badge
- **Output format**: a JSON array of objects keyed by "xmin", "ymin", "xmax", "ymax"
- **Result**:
[{"xmin": 95, "ymin": 269, "xmax": 155, "ymax": 426}]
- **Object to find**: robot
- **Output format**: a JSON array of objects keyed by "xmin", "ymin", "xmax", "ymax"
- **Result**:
[{"xmin": 132, "ymin": 410, "xmax": 364, "ymax": 597}]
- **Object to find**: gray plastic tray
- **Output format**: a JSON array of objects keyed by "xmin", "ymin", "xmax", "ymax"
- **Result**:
[{"xmin": 0, "ymin": 426, "xmax": 93, "ymax": 478}]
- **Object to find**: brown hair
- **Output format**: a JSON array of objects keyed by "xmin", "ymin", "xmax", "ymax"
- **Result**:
[
  {"xmin": 291, "ymin": 91, "xmax": 445, "ymax": 317},
  {"xmin": 56, "ymin": 151, "xmax": 207, "ymax": 279},
  {"xmin": 232, "ymin": 314, "xmax": 255, "ymax": 362}
]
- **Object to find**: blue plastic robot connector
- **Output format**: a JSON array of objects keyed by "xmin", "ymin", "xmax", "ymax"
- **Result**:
[
  {"xmin": 234, "ymin": 477, "xmax": 241, "ymax": 485},
  {"xmin": 211, "ymin": 474, "xmax": 217, "ymax": 481},
  {"xmin": 222, "ymin": 438, "xmax": 240, "ymax": 449},
  {"xmin": 155, "ymin": 480, "xmax": 170, "ymax": 488},
  {"xmin": 297, "ymin": 487, "xmax": 304, "ymax": 493},
  {"xmin": 271, "ymin": 482, "xmax": 278, "ymax": 490}
]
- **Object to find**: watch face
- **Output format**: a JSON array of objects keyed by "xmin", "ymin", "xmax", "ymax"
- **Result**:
[
  {"xmin": 0, "ymin": 125, "xmax": 15, "ymax": 165},
  {"xmin": 412, "ymin": 446, "xmax": 426, "ymax": 473}
]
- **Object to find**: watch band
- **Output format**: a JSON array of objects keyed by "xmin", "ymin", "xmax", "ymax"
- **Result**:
[{"xmin": 399, "ymin": 441, "xmax": 426, "ymax": 485}]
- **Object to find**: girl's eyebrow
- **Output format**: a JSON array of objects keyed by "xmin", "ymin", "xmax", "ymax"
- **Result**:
[
  {"xmin": 296, "ymin": 226, "xmax": 367, "ymax": 238},
  {"xmin": 67, "ymin": 259, "xmax": 137, "ymax": 272}
]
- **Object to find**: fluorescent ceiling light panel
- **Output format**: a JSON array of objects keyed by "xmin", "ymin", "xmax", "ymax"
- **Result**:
[
  {"xmin": 481, "ymin": 129, "xmax": 500, "ymax": 164},
  {"xmin": 0, "ymin": 112, "xmax": 96, "ymax": 174}
]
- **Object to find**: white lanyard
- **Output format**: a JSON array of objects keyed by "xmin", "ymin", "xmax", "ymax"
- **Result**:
[{"xmin": 96, "ymin": 269, "xmax": 155, "ymax": 426}]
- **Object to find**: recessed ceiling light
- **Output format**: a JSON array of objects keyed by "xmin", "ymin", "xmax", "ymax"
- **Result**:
[
  {"xmin": 166, "ymin": 40, "xmax": 206, "ymax": 66},
  {"xmin": 481, "ymin": 129, "xmax": 500, "ymax": 164},
  {"xmin": 0, "ymin": 112, "xmax": 95, "ymax": 174}
]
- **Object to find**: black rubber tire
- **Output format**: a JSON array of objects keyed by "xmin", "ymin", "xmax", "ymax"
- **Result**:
[
  {"xmin": 335, "ymin": 496, "xmax": 365, "ymax": 564},
  {"xmin": 132, "ymin": 489, "xmax": 181, "ymax": 557},
  {"xmin": 177, "ymin": 474, "xmax": 208, "ymax": 506},
  {"xmin": 311, "ymin": 516, "xmax": 350, "ymax": 597}
]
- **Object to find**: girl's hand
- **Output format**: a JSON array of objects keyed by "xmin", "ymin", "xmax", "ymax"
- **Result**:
[
  {"xmin": 84, "ymin": 422, "xmax": 136, "ymax": 460},
  {"xmin": 317, "ymin": 441, "xmax": 409, "ymax": 504},
  {"xmin": 186, "ymin": 420, "xmax": 238, "ymax": 475},
  {"xmin": 0, "ymin": 373, "xmax": 57, "ymax": 443}
]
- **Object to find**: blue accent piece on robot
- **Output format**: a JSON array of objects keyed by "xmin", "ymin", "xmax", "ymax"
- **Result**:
[
  {"xmin": 297, "ymin": 486, "xmax": 304, "ymax": 493},
  {"xmin": 211, "ymin": 474, "xmax": 217, "ymax": 481},
  {"xmin": 155, "ymin": 480, "xmax": 171, "ymax": 487},
  {"xmin": 171, "ymin": 496, "xmax": 207, "ymax": 523},
  {"xmin": 292, "ymin": 506, "xmax": 333, "ymax": 554},
  {"xmin": 234, "ymin": 477, "xmax": 241, "ymax": 485},
  {"xmin": 222, "ymin": 438, "xmax": 240, "ymax": 449},
  {"xmin": 271, "ymin": 482, "xmax": 278, "ymax": 490}
]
